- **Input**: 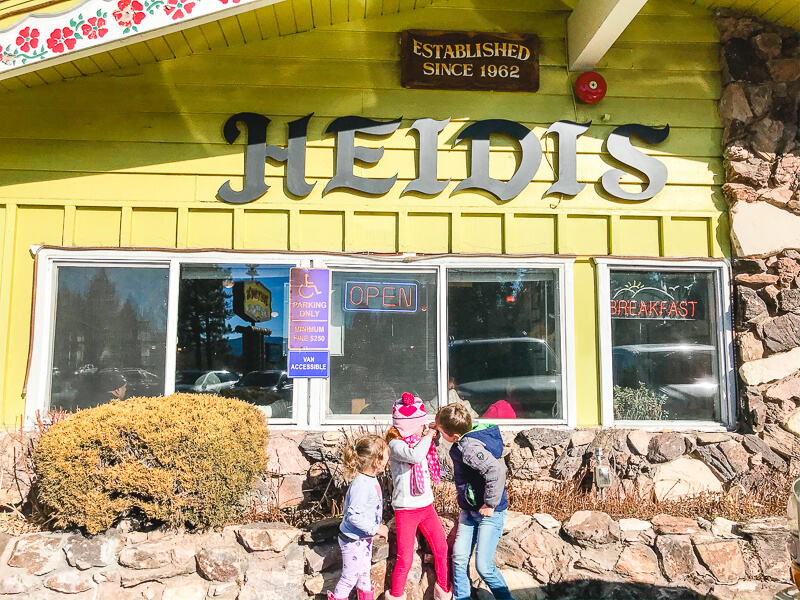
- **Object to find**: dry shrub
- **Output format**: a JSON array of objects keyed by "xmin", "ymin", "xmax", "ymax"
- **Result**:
[
  {"xmin": 506, "ymin": 468, "xmax": 790, "ymax": 522},
  {"xmin": 434, "ymin": 468, "xmax": 790, "ymax": 523},
  {"xmin": 34, "ymin": 393, "xmax": 269, "ymax": 534},
  {"xmin": 2, "ymin": 409, "xmax": 70, "ymax": 505}
]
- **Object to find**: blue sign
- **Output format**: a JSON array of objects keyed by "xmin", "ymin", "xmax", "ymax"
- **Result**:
[{"xmin": 287, "ymin": 350, "xmax": 330, "ymax": 378}]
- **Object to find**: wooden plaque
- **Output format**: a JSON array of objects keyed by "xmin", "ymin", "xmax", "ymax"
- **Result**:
[{"xmin": 400, "ymin": 30, "xmax": 539, "ymax": 92}]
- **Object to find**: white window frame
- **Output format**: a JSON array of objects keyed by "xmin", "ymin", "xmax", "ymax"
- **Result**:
[
  {"xmin": 594, "ymin": 257, "xmax": 735, "ymax": 431},
  {"xmin": 27, "ymin": 248, "xmax": 309, "ymax": 427},
  {"xmin": 308, "ymin": 254, "xmax": 577, "ymax": 430},
  {"xmin": 27, "ymin": 248, "xmax": 576, "ymax": 431}
]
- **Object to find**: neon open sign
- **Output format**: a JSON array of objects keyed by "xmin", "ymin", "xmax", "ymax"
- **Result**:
[{"xmin": 344, "ymin": 282, "xmax": 418, "ymax": 312}]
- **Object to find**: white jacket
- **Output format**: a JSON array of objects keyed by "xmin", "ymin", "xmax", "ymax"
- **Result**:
[{"xmin": 388, "ymin": 436, "xmax": 435, "ymax": 509}]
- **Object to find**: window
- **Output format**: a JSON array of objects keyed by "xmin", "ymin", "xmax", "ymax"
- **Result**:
[
  {"xmin": 447, "ymin": 269, "xmax": 563, "ymax": 420},
  {"xmin": 597, "ymin": 260, "xmax": 733, "ymax": 427},
  {"xmin": 176, "ymin": 263, "xmax": 293, "ymax": 419},
  {"xmin": 49, "ymin": 266, "xmax": 169, "ymax": 412},
  {"xmin": 30, "ymin": 250, "xmax": 574, "ymax": 428},
  {"xmin": 327, "ymin": 270, "xmax": 438, "ymax": 418}
]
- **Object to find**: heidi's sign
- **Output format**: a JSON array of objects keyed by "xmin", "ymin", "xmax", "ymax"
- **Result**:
[
  {"xmin": 400, "ymin": 30, "xmax": 539, "ymax": 92},
  {"xmin": 217, "ymin": 113, "xmax": 669, "ymax": 204}
]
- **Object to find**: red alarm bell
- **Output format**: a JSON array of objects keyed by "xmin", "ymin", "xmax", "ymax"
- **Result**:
[{"xmin": 574, "ymin": 71, "xmax": 607, "ymax": 104}]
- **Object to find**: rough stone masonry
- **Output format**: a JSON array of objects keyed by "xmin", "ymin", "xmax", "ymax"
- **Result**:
[
  {"xmin": 0, "ymin": 510, "xmax": 791, "ymax": 600},
  {"xmin": 715, "ymin": 10, "xmax": 800, "ymax": 443}
]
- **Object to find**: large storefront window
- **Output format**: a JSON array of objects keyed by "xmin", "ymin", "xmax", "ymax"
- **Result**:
[
  {"xmin": 33, "ymin": 251, "xmax": 578, "ymax": 427},
  {"xmin": 177, "ymin": 264, "xmax": 292, "ymax": 418},
  {"xmin": 328, "ymin": 271, "xmax": 438, "ymax": 417},
  {"xmin": 49, "ymin": 266, "xmax": 169, "ymax": 411},
  {"xmin": 448, "ymin": 269, "xmax": 563, "ymax": 420},
  {"xmin": 609, "ymin": 269, "xmax": 723, "ymax": 423}
]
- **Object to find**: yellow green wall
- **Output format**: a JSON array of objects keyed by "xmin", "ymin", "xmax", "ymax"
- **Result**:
[{"xmin": 0, "ymin": 0, "xmax": 728, "ymax": 426}]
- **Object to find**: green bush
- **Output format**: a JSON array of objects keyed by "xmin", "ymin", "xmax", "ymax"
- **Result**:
[
  {"xmin": 613, "ymin": 382, "xmax": 669, "ymax": 421},
  {"xmin": 34, "ymin": 393, "xmax": 269, "ymax": 534}
]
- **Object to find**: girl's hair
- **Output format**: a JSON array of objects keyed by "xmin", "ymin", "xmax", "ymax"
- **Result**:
[
  {"xmin": 342, "ymin": 434, "xmax": 389, "ymax": 480},
  {"xmin": 385, "ymin": 426, "xmax": 403, "ymax": 443}
]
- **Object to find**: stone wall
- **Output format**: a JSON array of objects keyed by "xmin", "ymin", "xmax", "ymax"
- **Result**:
[
  {"xmin": 259, "ymin": 427, "xmax": 791, "ymax": 513},
  {"xmin": 715, "ymin": 11, "xmax": 800, "ymax": 443},
  {"xmin": 0, "ymin": 509, "xmax": 790, "ymax": 600}
]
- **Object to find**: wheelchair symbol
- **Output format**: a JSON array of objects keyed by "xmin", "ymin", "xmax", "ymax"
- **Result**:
[{"xmin": 298, "ymin": 272, "xmax": 323, "ymax": 299}]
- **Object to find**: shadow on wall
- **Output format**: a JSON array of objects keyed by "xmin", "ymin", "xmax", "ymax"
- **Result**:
[{"xmin": 491, "ymin": 581, "xmax": 789, "ymax": 600}]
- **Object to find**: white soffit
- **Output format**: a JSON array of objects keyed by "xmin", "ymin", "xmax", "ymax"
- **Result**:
[{"xmin": 567, "ymin": 0, "xmax": 648, "ymax": 72}]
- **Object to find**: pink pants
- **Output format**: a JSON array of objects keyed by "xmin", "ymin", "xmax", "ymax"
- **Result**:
[{"xmin": 392, "ymin": 504, "xmax": 450, "ymax": 596}]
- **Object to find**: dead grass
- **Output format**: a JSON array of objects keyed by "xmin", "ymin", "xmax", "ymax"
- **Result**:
[
  {"xmin": 0, "ymin": 511, "xmax": 39, "ymax": 536},
  {"xmin": 434, "ymin": 468, "xmax": 791, "ymax": 523},
  {"xmin": 237, "ymin": 498, "xmax": 333, "ymax": 529}
]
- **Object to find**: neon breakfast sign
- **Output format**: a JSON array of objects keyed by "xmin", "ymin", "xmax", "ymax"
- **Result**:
[
  {"xmin": 611, "ymin": 279, "xmax": 701, "ymax": 320},
  {"xmin": 217, "ymin": 113, "xmax": 670, "ymax": 205}
]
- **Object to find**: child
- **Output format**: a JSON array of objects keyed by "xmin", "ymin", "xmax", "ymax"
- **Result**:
[
  {"xmin": 329, "ymin": 435, "xmax": 390, "ymax": 600},
  {"xmin": 435, "ymin": 403, "xmax": 513, "ymax": 600},
  {"xmin": 385, "ymin": 393, "xmax": 452, "ymax": 600}
]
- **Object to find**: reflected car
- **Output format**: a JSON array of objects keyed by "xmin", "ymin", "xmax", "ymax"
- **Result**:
[
  {"xmin": 449, "ymin": 337, "xmax": 561, "ymax": 419},
  {"xmin": 612, "ymin": 344, "xmax": 719, "ymax": 421},
  {"xmin": 219, "ymin": 370, "xmax": 293, "ymax": 414},
  {"xmin": 116, "ymin": 368, "xmax": 162, "ymax": 397},
  {"xmin": 175, "ymin": 370, "xmax": 239, "ymax": 393}
]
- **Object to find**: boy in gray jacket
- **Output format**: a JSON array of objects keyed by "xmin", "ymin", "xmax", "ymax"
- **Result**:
[{"xmin": 435, "ymin": 403, "xmax": 512, "ymax": 600}]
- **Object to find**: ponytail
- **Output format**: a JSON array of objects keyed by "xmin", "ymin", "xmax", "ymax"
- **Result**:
[{"xmin": 342, "ymin": 434, "xmax": 388, "ymax": 481}]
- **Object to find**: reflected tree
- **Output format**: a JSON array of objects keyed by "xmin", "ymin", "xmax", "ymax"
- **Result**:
[{"xmin": 178, "ymin": 266, "xmax": 234, "ymax": 370}]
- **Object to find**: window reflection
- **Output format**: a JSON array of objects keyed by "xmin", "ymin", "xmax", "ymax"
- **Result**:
[
  {"xmin": 328, "ymin": 271, "xmax": 438, "ymax": 416},
  {"xmin": 49, "ymin": 267, "xmax": 169, "ymax": 411},
  {"xmin": 447, "ymin": 269, "xmax": 563, "ymax": 420},
  {"xmin": 610, "ymin": 270, "xmax": 721, "ymax": 422},
  {"xmin": 177, "ymin": 264, "xmax": 292, "ymax": 418}
]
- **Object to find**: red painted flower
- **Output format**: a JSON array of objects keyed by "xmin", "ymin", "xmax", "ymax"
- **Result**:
[
  {"xmin": 164, "ymin": 0, "xmax": 195, "ymax": 20},
  {"xmin": 113, "ymin": 0, "xmax": 146, "ymax": 28},
  {"xmin": 15, "ymin": 27, "xmax": 40, "ymax": 52},
  {"xmin": 218, "ymin": 0, "xmax": 241, "ymax": 4},
  {"xmin": 81, "ymin": 17, "xmax": 109, "ymax": 40},
  {"xmin": 46, "ymin": 27, "xmax": 77, "ymax": 54}
]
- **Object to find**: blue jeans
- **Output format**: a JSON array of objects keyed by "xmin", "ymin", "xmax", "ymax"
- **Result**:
[{"xmin": 452, "ymin": 509, "xmax": 513, "ymax": 600}]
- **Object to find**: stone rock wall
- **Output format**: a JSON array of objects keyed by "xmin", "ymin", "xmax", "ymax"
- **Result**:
[
  {"xmin": 0, "ymin": 511, "xmax": 789, "ymax": 600},
  {"xmin": 714, "ymin": 11, "xmax": 800, "ymax": 444},
  {"xmin": 284, "ymin": 427, "xmax": 789, "ymax": 514}
]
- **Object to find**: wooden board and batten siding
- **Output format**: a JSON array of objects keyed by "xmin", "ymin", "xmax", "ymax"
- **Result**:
[{"xmin": 0, "ymin": 0, "xmax": 727, "ymax": 427}]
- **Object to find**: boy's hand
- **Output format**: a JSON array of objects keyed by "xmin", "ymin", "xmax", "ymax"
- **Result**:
[
  {"xmin": 478, "ymin": 505, "xmax": 495, "ymax": 517},
  {"xmin": 376, "ymin": 524, "xmax": 389, "ymax": 539}
]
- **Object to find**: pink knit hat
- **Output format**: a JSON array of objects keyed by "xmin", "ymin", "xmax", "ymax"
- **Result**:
[{"xmin": 392, "ymin": 392, "xmax": 428, "ymax": 437}]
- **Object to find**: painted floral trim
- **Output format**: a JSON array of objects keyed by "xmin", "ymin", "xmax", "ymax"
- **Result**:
[
  {"xmin": 164, "ymin": 0, "xmax": 195, "ymax": 20},
  {"xmin": 112, "ymin": 0, "xmax": 144, "ymax": 33},
  {"xmin": 0, "ymin": 0, "xmax": 260, "ymax": 72},
  {"xmin": 46, "ymin": 27, "xmax": 78, "ymax": 53},
  {"xmin": 81, "ymin": 16, "xmax": 109, "ymax": 40}
]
